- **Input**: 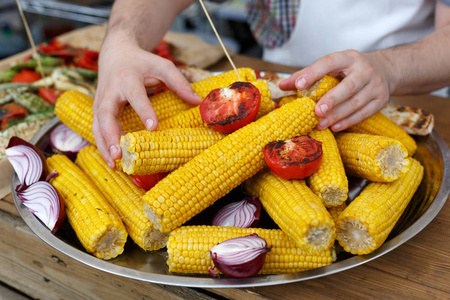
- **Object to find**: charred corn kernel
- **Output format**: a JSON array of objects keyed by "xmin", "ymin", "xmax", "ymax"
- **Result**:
[
  {"xmin": 327, "ymin": 202, "xmax": 347, "ymax": 224},
  {"xmin": 117, "ymin": 127, "xmax": 226, "ymax": 175},
  {"xmin": 77, "ymin": 146, "xmax": 167, "ymax": 251},
  {"xmin": 278, "ymin": 95, "xmax": 298, "ymax": 106},
  {"xmin": 55, "ymin": 90, "xmax": 145, "ymax": 145},
  {"xmin": 143, "ymin": 97, "xmax": 320, "ymax": 233},
  {"xmin": 167, "ymin": 225, "xmax": 335, "ymax": 275},
  {"xmin": 335, "ymin": 132, "xmax": 410, "ymax": 182},
  {"xmin": 244, "ymin": 170, "xmax": 335, "ymax": 251},
  {"xmin": 47, "ymin": 154, "xmax": 127, "ymax": 260},
  {"xmin": 151, "ymin": 68, "xmax": 257, "ymax": 120},
  {"xmin": 157, "ymin": 80, "xmax": 274, "ymax": 130},
  {"xmin": 297, "ymin": 75, "xmax": 340, "ymax": 102},
  {"xmin": 307, "ymin": 129, "xmax": 348, "ymax": 207},
  {"xmin": 346, "ymin": 111, "xmax": 417, "ymax": 156},
  {"xmin": 336, "ymin": 158, "xmax": 423, "ymax": 255}
]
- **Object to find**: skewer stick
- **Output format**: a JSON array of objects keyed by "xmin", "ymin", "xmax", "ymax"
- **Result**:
[
  {"xmin": 15, "ymin": 0, "xmax": 45, "ymax": 78},
  {"xmin": 198, "ymin": 0, "xmax": 241, "ymax": 81}
]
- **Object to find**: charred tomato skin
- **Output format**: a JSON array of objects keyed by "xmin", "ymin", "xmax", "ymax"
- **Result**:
[
  {"xmin": 199, "ymin": 81, "xmax": 261, "ymax": 133},
  {"xmin": 263, "ymin": 135, "xmax": 323, "ymax": 180}
]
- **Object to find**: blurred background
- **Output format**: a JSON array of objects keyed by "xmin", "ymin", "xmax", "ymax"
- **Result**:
[{"xmin": 0, "ymin": 0, "xmax": 262, "ymax": 59}]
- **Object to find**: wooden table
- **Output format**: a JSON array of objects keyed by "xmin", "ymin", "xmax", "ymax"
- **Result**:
[{"xmin": 1, "ymin": 54, "xmax": 449, "ymax": 300}]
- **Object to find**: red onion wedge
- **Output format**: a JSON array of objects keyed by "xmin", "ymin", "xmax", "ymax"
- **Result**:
[
  {"xmin": 212, "ymin": 196, "xmax": 261, "ymax": 228},
  {"xmin": 209, "ymin": 234, "xmax": 270, "ymax": 278},
  {"xmin": 6, "ymin": 145, "xmax": 44, "ymax": 190},
  {"xmin": 16, "ymin": 181, "xmax": 65, "ymax": 232},
  {"xmin": 50, "ymin": 123, "xmax": 90, "ymax": 160},
  {"xmin": 6, "ymin": 136, "xmax": 48, "ymax": 187}
]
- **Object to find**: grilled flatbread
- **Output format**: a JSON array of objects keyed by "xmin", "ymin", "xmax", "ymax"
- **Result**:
[{"xmin": 381, "ymin": 102, "xmax": 434, "ymax": 136}]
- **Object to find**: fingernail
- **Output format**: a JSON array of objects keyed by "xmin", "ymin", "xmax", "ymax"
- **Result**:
[
  {"xmin": 194, "ymin": 93, "xmax": 202, "ymax": 102},
  {"xmin": 333, "ymin": 122, "xmax": 342, "ymax": 131},
  {"xmin": 110, "ymin": 145, "xmax": 119, "ymax": 156},
  {"xmin": 146, "ymin": 118, "xmax": 155, "ymax": 130},
  {"xmin": 318, "ymin": 118, "xmax": 328, "ymax": 128},
  {"xmin": 296, "ymin": 77, "xmax": 306, "ymax": 89},
  {"xmin": 320, "ymin": 104, "xmax": 328, "ymax": 114}
]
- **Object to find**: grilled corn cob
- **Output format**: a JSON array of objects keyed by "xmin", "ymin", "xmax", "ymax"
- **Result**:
[
  {"xmin": 336, "ymin": 158, "xmax": 423, "ymax": 255},
  {"xmin": 278, "ymin": 95, "xmax": 298, "ymax": 107},
  {"xmin": 335, "ymin": 132, "xmax": 410, "ymax": 182},
  {"xmin": 117, "ymin": 127, "xmax": 226, "ymax": 175},
  {"xmin": 142, "ymin": 97, "xmax": 320, "ymax": 233},
  {"xmin": 346, "ymin": 111, "xmax": 417, "ymax": 156},
  {"xmin": 244, "ymin": 170, "xmax": 335, "ymax": 251},
  {"xmin": 55, "ymin": 90, "xmax": 145, "ymax": 145},
  {"xmin": 77, "ymin": 146, "xmax": 167, "ymax": 251},
  {"xmin": 167, "ymin": 225, "xmax": 335, "ymax": 275},
  {"xmin": 297, "ymin": 75, "xmax": 340, "ymax": 102},
  {"xmin": 157, "ymin": 80, "xmax": 274, "ymax": 130},
  {"xmin": 47, "ymin": 154, "xmax": 127, "ymax": 260},
  {"xmin": 327, "ymin": 202, "xmax": 347, "ymax": 224},
  {"xmin": 307, "ymin": 129, "xmax": 348, "ymax": 207}
]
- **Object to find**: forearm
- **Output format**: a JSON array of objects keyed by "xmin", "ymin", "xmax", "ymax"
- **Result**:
[
  {"xmin": 371, "ymin": 24, "xmax": 450, "ymax": 95},
  {"xmin": 106, "ymin": 0, "xmax": 195, "ymax": 51}
]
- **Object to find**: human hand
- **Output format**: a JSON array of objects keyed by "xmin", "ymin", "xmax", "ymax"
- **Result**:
[
  {"xmin": 279, "ymin": 50, "xmax": 392, "ymax": 132},
  {"xmin": 93, "ymin": 37, "xmax": 202, "ymax": 169}
]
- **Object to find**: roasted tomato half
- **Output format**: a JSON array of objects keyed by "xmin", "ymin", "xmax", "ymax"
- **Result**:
[
  {"xmin": 263, "ymin": 135, "xmax": 323, "ymax": 180},
  {"xmin": 199, "ymin": 81, "xmax": 261, "ymax": 133},
  {"xmin": 132, "ymin": 172, "xmax": 169, "ymax": 191},
  {"xmin": 11, "ymin": 69, "xmax": 41, "ymax": 83}
]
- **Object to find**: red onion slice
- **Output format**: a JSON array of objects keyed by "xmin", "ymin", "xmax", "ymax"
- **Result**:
[
  {"xmin": 17, "ymin": 181, "xmax": 62, "ymax": 232},
  {"xmin": 6, "ymin": 145, "xmax": 43, "ymax": 188},
  {"xmin": 50, "ymin": 123, "xmax": 90, "ymax": 160},
  {"xmin": 212, "ymin": 196, "xmax": 261, "ymax": 228},
  {"xmin": 210, "ymin": 234, "xmax": 270, "ymax": 278}
]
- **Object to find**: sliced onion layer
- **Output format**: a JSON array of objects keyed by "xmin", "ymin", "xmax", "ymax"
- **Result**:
[
  {"xmin": 210, "ymin": 234, "xmax": 270, "ymax": 278},
  {"xmin": 50, "ymin": 123, "xmax": 90, "ymax": 160},
  {"xmin": 6, "ymin": 145, "xmax": 43, "ymax": 188},
  {"xmin": 17, "ymin": 181, "xmax": 64, "ymax": 232},
  {"xmin": 212, "ymin": 196, "xmax": 261, "ymax": 228}
]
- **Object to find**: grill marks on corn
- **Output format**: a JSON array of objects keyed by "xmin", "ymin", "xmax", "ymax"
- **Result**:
[{"xmin": 142, "ymin": 97, "xmax": 319, "ymax": 233}]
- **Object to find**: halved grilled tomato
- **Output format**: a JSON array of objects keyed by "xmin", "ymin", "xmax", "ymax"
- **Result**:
[
  {"xmin": 132, "ymin": 172, "xmax": 169, "ymax": 191},
  {"xmin": 263, "ymin": 135, "xmax": 323, "ymax": 180},
  {"xmin": 199, "ymin": 81, "xmax": 260, "ymax": 133}
]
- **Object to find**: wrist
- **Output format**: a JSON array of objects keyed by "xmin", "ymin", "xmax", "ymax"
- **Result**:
[{"xmin": 365, "ymin": 50, "xmax": 398, "ymax": 95}]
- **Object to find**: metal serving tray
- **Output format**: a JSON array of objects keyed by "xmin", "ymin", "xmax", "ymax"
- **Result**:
[{"xmin": 11, "ymin": 116, "xmax": 450, "ymax": 288}]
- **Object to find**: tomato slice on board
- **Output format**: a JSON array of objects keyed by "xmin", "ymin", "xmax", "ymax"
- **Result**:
[
  {"xmin": 131, "ymin": 173, "xmax": 169, "ymax": 191},
  {"xmin": 11, "ymin": 69, "xmax": 42, "ymax": 83},
  {"xmin": 38, "ymin": 87, "xmax": 63, "ymax": 104},
  {"xmin": 263, "ymin": 135, "xmax": 323, "ymax": 180},
  {"xmin": 199, "ymin": 81, "xmax": 261, "ymax": 133}
]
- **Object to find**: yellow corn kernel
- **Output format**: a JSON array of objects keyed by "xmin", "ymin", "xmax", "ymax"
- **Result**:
[
  {"xmin": 327, "ymin": 202, "xmax": 347, "ymax": 225},
  {"xmin": 143, "ymin": 97, "xmax": 320, "ymax": 233},
  {"xmin": 346, "ymin": 111, "xmax": 417, "ymax": 156},
  {"xmin": 278, "ymin": 95, "xmax": 298, "ymax": 107},
  {"xmin": 336, "ymin": 158, "xmax": 423, "ymax": 255},
  {"xmin": 117, "ymin": 127, "xmax": 226, "ymax": 175},
  {"xmin": 307, "ymin": 128, "xmax": 348, "ymax": 207},
  {"xmin": 244, "ymin": 169, "xmax": 336, "ymax": 251},
  {"xmin": 77, "ymin": 146, "xmax": 167, "ymax": 251},
  {"xmin": 297, "ymin": 75, "xmax": 340, "ymax": 102},
  {"xmin": 47, "ymin": 154, "xmax": 127, "ymax": 260},
  {"xmin": 335, "ymin": 132, "xmax": 410, "ymax": 182},
  {"xmin": 167, "ymin": 225, "xmax": 335, "ymax": 275}
]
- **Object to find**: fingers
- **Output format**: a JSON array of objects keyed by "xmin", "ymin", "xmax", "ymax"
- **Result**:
[{"xmin": 157, "ymin": 60, "xmax": 203, "ymax": 105}]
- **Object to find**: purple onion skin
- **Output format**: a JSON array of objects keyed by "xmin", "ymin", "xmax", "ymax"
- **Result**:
[
  {"xmin": 210, "ymin": 234, "xmax": 270, "ymax": 278},
  {"xmin": 7, "ymin": 136, "xmax": 48, "ymax": 184},
  {"xmin": 212, "ymin": 196, "xmax": 262, "ymax": 228}
]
